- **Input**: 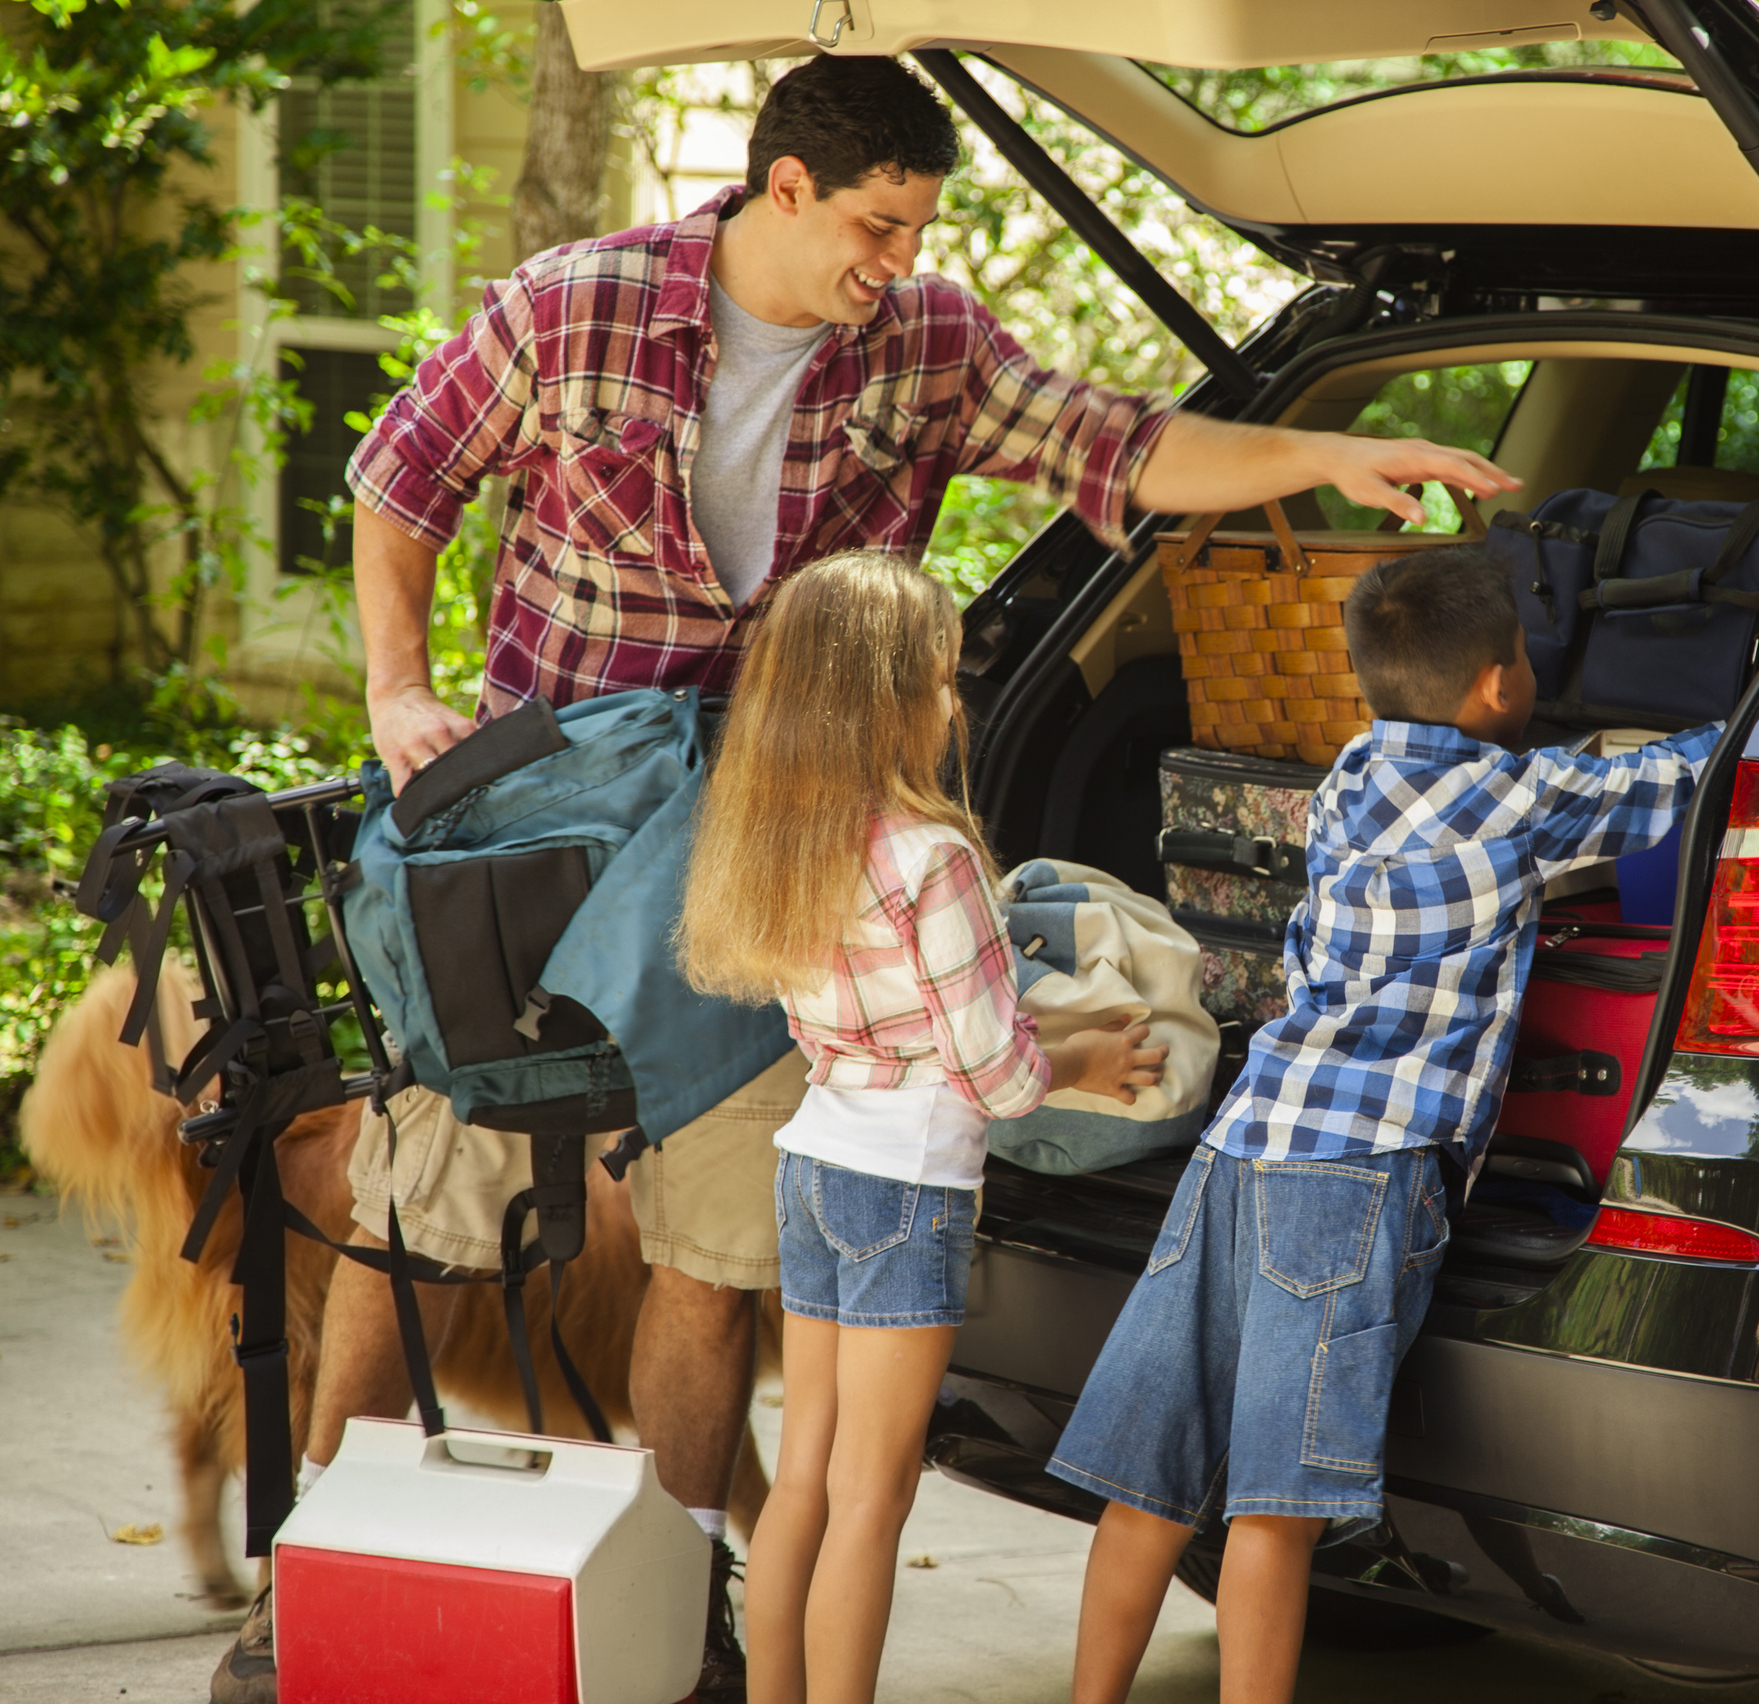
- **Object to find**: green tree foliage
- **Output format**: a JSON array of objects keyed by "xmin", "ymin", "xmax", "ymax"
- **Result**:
[
  {"xmin": 0, "ymin": 0, "xmax": 396, "ymax": 680},
  {"xmin": 1643, "ymin": 368, "xmax": 1759, "ymax": 475}
]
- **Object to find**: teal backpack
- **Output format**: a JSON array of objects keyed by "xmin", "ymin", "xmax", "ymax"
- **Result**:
[{"xmin": 343, "ymin": 687, "xmax": 792, "ymax": 1148}]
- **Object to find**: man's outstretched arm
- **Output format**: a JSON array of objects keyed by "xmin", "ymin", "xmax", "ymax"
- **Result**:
[
  {"xmin": 1129, "ymin": 411, "xmax": 1522, "ymax": 526},
  {"xmin": 353, "ymin": 499, "xmax": 477, "ymax": 795}
]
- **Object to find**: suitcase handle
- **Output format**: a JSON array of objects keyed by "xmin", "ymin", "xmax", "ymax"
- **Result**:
[
  {"xmin": 1158, "ymin": 828, "xmax": 1304, "ymax": 885},
  {"xmin": 1507, "ymin": 1050, "xmax": 1621, "ymax": 1098}
]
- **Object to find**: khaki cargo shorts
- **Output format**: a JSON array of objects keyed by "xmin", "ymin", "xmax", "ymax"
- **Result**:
[{"xmin": 349, "ymin": 1049, "xmax": 810, "ymax": 1285}]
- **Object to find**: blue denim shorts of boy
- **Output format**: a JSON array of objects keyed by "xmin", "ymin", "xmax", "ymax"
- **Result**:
[
  {"xmin": 1048, "ymin": 1143, "xmax": 1449, "ymax": 1543},
  {"xmin": 775, "ymin": 1151, "xmax": 978, "ymax": 1329}
]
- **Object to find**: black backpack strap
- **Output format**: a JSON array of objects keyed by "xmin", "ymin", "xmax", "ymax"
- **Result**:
[
  {"xmin": 374, "ymin": 1090, "xmax": 446, "ymax": 1442},
  {"xmin": 546, "ymin": 1258, "xmax": 612, "ymax": 1443},
  {"xmin": 500, "ymin": 1185, "xmax": 547, "ymax": 1435},
  {"xmin": 499, "ymin": 1134, "xmax": 613, "ymax": 1442},
  {"xmin": 116, "ymin": 849, "xmax": 200, "ymax": 1047},
  {"xmin": 230, "ymin": 1128, "xmax": 295, "ymax": 1555},
  {"xmin": 180, "ymin": 1058, "xmax": 347, "ymax": 1265}
]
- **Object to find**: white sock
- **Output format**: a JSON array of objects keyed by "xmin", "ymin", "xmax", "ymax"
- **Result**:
[
  {"xmin": 296, "ymin": 1456, "xmax": 328, "ymax": 1501},
  {"xmin": 687, "ymin": 1507, "xmax": 728, "ymax": 1543}
]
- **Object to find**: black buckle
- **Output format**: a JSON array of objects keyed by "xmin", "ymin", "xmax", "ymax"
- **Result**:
[{"xmin": 229, "ymin": 1315, "xmax": 290, "ymax": 1370}]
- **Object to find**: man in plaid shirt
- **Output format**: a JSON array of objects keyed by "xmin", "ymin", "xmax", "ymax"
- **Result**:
[
  {"xmin": 1050, "ymin": 546, "xmax": 1720, "ymax": 1704},
  {"xmin": 246, "ymin": 53, "xmax": 1518, "ymax": 1704}
]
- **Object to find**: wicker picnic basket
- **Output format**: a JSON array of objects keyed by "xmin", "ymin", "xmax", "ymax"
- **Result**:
[{"xmin": 1159, "ymin": 490, "xmax": 1487, "ymax": 766}]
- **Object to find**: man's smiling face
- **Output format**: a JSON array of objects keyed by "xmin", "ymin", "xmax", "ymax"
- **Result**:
[{"xmin": 774, "ymin": 162, "xmax": 942, "ymax": 326}]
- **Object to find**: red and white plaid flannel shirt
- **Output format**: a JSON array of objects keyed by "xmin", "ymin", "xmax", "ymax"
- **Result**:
[
  {"xmin": 781, "ymin": 817, "xmax": 1051, "ymax": 1120},
  {"xmin": 347, "ymin": 188, "xmax": 1170, "ymax": 718}
]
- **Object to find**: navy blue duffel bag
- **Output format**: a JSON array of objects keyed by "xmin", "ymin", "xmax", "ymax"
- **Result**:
[{"xmin": 1490, "ymin": 488, "xmax": 1759, "ymax": 725}]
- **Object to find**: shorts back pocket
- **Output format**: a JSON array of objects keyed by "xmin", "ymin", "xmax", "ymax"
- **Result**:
[
  {"xmin": 1254, "ymin": 1160, "xmax": 1389, "ymax": 1298},
  {"xmin": 811, "ymin": 1163, "xmax": 919, "ymax": 1261}
]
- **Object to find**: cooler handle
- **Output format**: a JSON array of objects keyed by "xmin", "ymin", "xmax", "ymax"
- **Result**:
[{"xmin": 421, "ymin": 1433, "xmax": 556, "ymax": 1477}]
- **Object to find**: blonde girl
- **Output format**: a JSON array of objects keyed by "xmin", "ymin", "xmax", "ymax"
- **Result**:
[{"xmin": 678, "ymin": 551, "xmax": 1165, "ymax": 1704}]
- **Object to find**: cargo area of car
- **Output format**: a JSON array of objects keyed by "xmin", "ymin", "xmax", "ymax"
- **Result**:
[{"xmin": 962, "ymin": 326, "xmax": 1759, "ymax": 1323}]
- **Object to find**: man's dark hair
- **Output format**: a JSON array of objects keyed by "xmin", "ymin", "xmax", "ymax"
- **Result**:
[
  {"xmin": 1343, "ymin": 545, "xmax": 1520, "ymax": 724},
  {"xmin": 746, "ymin": 56, "xmax": 960, "ymax": 200}
]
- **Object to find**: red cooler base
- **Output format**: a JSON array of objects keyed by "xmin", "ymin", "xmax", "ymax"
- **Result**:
[{"xmin": 277, "ymin": 1545, "xmax": 578, "ymax": 1704}]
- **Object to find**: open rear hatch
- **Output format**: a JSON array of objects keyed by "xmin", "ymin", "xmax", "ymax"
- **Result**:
[{"xmin": 560, "ymin": 1, "xmax": 1759, "ymax": 314}]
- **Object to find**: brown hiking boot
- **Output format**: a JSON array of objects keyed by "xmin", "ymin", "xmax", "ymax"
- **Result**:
[
  {"xmin": 210, "ymin": 1582, "xmax": 276, "ymax": 1704},
  {"xmin": 695, "ymin": 1539, "xmax": 746, "ymax": 1704}
]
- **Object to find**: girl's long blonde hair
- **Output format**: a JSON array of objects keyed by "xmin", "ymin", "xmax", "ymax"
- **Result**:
[{"xmin": 678, "ymin": 550, "xmax": 993, "ymax": 1003}]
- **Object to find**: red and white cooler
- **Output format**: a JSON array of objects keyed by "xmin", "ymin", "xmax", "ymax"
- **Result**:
[{"xmin": 274, "ymin": 1419, "xmax": 709, "ymax": 1704}]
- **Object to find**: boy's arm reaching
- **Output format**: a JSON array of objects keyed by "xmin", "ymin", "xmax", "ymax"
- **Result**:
[{"xmin": 1527, "ymin": 723, "xmax": 1725, "ymax": 878}]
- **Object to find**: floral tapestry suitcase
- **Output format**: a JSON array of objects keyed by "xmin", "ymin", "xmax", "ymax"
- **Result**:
[{"xmin": 1158, "ymin": 746, "xmax": 1328, "ymax": 926}]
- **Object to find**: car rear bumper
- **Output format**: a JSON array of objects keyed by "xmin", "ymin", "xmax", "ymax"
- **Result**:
[{"xmin": 943, "ymin": 1237, "xmax": 1759, "ymax": 1663}]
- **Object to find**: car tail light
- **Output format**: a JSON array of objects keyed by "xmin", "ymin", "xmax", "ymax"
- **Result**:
[
  {"xmin": 1674, "ymin": 760, "xmax": 1759, "ymax": 1053},
  {"xmin": 1586, "ymin": 1206, "xmax": 1759, "ymax": 1263}
]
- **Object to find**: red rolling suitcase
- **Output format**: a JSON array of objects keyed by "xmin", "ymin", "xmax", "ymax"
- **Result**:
[{"xmin": 1495, "ymin": 916, "xmax": 1670, "ymax": 1188}]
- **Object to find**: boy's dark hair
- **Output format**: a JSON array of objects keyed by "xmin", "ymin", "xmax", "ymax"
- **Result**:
[
  {"xmin": 1343, "ymin": 546, "xmax": 1520, "ymax": 724},
  {"xmin": 746, "ymin": 56, "xmax": 960, "ymax": 200}
]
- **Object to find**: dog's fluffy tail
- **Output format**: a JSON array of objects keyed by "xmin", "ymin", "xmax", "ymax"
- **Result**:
[
  {"xmin": 20, "ymin": 960, "xmax": 233, "ymax": 1413},
  {"xmin": 21, "ymin": 960, "xmax": 202, "ymax": 1231}
]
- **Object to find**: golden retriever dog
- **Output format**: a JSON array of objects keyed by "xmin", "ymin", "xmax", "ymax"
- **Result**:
[{"xmin": 21, "ymin": 962, "xmax": 774, "ymax": 1608}]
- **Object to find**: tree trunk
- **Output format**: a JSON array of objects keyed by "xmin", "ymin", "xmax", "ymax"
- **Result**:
[{"xmin": 510, "ymin": 8, "xmax": 620, "ymax": 265}]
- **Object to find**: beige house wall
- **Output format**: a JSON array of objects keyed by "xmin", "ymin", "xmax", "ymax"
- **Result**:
[
  {"xmin": 1, "ymin": 21, "xmax": 564, "ymax": 720},
  {"xmin": 0, "ymin": 93, "xmax": 251, "ymax": 709}
]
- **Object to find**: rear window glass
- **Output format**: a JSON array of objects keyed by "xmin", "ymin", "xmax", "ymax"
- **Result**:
[
  {"xmin": 1640, "ymin": 367, "xmax": 1759, "ymax": 476},
  {"xmin": 1314, "ymin": 360, "xmax": 1533, "ymax": 531},
  {"xmin": 1142, "ymin": 42, "xmax": 1682, "ymax": 134}
]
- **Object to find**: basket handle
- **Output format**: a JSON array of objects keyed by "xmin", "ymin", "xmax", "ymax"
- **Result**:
[
  {"xmin": 1165, "ymin": 496, "xmax": 1313, "ymax": 576},
  {"xmin": 1375, "ymin": 483, "xmax": 1490, "ymax": 540}
]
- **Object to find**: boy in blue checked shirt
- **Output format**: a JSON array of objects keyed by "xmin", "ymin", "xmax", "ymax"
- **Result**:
[{"xmin": 1049, "ymin": 546, "xmax": 1722, "ymax": 1704}]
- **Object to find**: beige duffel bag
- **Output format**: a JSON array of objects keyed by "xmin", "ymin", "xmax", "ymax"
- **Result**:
[{"xmin": 993, "ymin": 858, "xmax": 1221, "ymax": 1176}]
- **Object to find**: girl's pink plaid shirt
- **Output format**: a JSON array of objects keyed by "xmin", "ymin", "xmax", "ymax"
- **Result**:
[{"xmin": 780, "ymin": 817, "xmax": 1051, "ymax": 1121}]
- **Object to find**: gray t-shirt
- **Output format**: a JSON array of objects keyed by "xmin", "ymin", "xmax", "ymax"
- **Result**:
[{"xmin": 692, "ymin": 275, "xmax": 828, "ymax": 610}]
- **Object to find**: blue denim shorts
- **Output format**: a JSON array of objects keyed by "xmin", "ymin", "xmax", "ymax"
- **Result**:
[
  {"xmin": 1048, "ymin": 1144, "xmax": 1449, "ymax": 1542},
  {"xmin": 775, "ymin": 1152, "xmax": 978, "ymax": 1329}
]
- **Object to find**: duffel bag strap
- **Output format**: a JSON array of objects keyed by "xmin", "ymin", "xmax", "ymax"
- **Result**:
[
  {"xmin": 1591, "ymin": 489, "xmax": 1654, "ymax": 586},
  {"xmin": 1158, "ymin": 828, "xmax": 1304, "ymax": 885},
  {"xmin": 1578, "ymin": 490, "xmax": 1759, "ymax": 614},
  {"xmin": 1704, "ymin": 498, "xmax": 1759, "ymax": 589}
]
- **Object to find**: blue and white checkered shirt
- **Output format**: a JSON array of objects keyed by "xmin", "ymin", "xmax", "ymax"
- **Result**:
[{"xmin": 1205, "ymin": 719, "xmax": 1723, "ymax": 1169}]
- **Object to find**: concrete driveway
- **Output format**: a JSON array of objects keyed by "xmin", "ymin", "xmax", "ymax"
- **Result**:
[{"xmin": 4, "ymin": 1195, "xmax": 1756, "ymax": 1704}]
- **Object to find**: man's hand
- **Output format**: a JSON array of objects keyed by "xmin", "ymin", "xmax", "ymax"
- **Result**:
[
  {"xmin": 1044, "ymin": 1019, "xmax": 1169, "ymax": 1107},
  {"xmin": 1316, "ymin": 433, "xmax": 1517, "ymax": 526},
  {"xmin": 367, "ymin": 684, "xmax": 477, "ymax": 797},
  {"xmin": 1131, "ymin": 413, "xmax": 1522, "ymax": 524},
  {"xmin": 352, "ymin": 500, "xmax": 474, "ymax": 794}
]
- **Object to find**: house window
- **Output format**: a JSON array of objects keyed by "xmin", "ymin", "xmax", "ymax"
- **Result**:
[
  {"xmin": 278, "ymin": 348, "xmax": 388, "ymax": 574},
  {"xmin": 271, "ymin": 0, "xmax": 426, "ymax": 575}
]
